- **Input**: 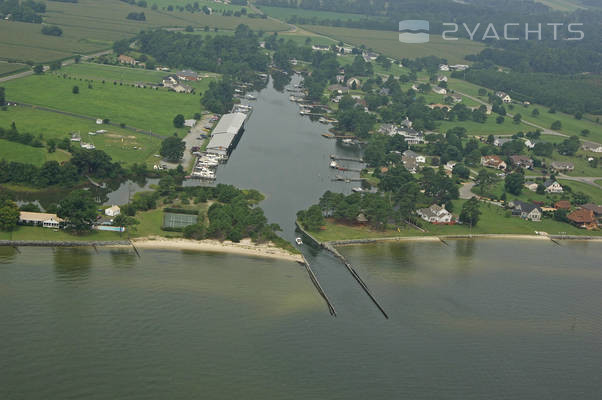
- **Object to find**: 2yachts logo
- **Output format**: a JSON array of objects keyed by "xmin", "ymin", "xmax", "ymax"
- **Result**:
[{"xmin": 399, "ymin": 21, "xmax": 585, "ymax": 43}]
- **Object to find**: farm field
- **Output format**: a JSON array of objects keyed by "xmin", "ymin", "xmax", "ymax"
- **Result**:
[
  {"xmin": 259, "ymin": 5, "xmax": 369, "ymax": 21},
  {"xmin": 0, "ymin": 107, "xmax": 162, "ymax": 166},
  {"xmin": 0, "ymin": 0, "xmax": 287, "ymax": 63},
  {"xmin": 1, "ymin": 73, "xmax": 201, "ymax": 136},
  {"xmin": 300, "ymin": 25, "xmax": 486, "ymax": 65},
  {"xmin": 60, "ymin": 63, "xmax": 167, "ymax": 84},
  {"xmin": 0, "ymin": 138, "xmax": 71, "ymax": 166},
  {"xmin": 447, "ymin": 78, "xmax": 602, "ymax": 144},
  {"xmin": 0, "ymin": 62, "xmax": 28, "ymax": 76}
]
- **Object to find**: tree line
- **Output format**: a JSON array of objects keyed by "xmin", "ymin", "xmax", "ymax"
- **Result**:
[{"xmin": 0, "ymin": 0, "xmax": 46, "ymax": 23}]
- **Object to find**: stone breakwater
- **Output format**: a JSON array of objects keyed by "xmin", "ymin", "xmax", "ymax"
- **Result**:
[{"xmin": 0, "ymin": 241, "xmax": 131, "ymax": 247}]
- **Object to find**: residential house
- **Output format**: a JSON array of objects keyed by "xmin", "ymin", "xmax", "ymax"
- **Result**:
[
  {"xmin": 397, "ymin": 128, "xmax": 425, "ymax": 145},
  {"xmin": 449, "ymin": 64, "xmax": 469, "ymax": 71},
  {"xmin": 19, "ymin": 212, "xmax": 63, "ymax": 229},
  {"xmin": 379, "ymin": 88, "xmax": 390, "ymax": 96},
  {"xmin": 524, "ymin": 139, "xmax": 536, "ymax": 149},
  {"xmin": 450, "ymin": 94, "xmax": 462, "ymax": 103},
  {"xmin": 417, "ymin": 204, "xmax": 453, "ymax": 224},
  {"xmin": 176, "ymin": 70, "xmax": 198, "ymax": 81},
  {"xmin": 493, "ymin": 137, "xmax": 512, "ymax": 147},
  {"xmin": 510, "ymin": 201, "xmax": 542, "ymax": 222},
  {"xmin": 580, "ymin": 204, "xmax": 602, "ymax": 223},
  {"xmin": 432, "ymin": 86, "xmax": 447, "ymax": 95},
  {"xmin": 184, "ymin": 119, "xmax": 197, "ymax": 128},
  {"xmin": 312, "ymin": 44, "xmax": 330, "ymax": 51},
  {"xmin": 550, "ymin": 161, "xmax": 574, "ymax": 172},
  {"xmin": 509, "ymin": 155, "xmax": 534, "ymax": 169},
  {"xmin": 439, "ymin": 64, "xmax": 450, "ymax": 71},
  {"xmin": 543, "ymin": 180, "xmax": 563, "ymax": 193},
  {"xmin": 437, "ymin": 75, "xmax": 448, "ymax": 83},
  {"xmin": 582, "ymin": 143, "xmax": 602, "ymax": 153},
  {"xmin": 105, "ymin": 205, "xmax": 121, "ymax": 217},
  {"xmin": 356, "ymin": 213, "xmax": 368, "ymax": 225},
  {"xmin": 362, "ymin": 51, "xmax": 379, "ymax": 62},
  {"xmin": 481, "ymin": 155, "xmax": 507, "ymax": 170},
  {"xmin": 171, "ymin": 83, "xmax": 193, "ymax": 93},
  {"xmin": 403, "ymin": 149, "xmax": 426, "ymax": 164},
  {"xmin": 567, "ymin": 209, "xmax": 597, "ymax": 229},
  {"xmin": 335, "ymin": 74, "xmax": 345, "ymax": 84},
  {"xmin": 554, "ymin": 200, "xmax": 571, "ymax": 210},
  {"xmin": 401, "ymin": 117, "xmax": 413, "ymax": 128},
  {"xmin": 524, "ymin": 181, "xmax": 539, "ymax": 192},
  {"xmin": 495, "ymin": 91, "xmax": 512, "ymax": 103},
  {"xmin": 118, "ymin": 54, "xmax": 136, "ymax": 65},
  {"xmin": 378, "ymin": 124, "xmax": 398, "ymax": 136}
]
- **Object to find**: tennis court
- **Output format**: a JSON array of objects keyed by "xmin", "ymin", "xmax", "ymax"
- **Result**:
[{"xmin": 163, "ymin": 212, "xmax": 198, "ymax": 229}]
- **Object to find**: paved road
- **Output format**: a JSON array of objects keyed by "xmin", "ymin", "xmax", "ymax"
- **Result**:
[
  {"xmin": 459, "ymin": 182, "xmax": 476, "ymax": 199},
  {"xmin": 162, "ymin": 114, "xmax": 215, "ymax": 171}
]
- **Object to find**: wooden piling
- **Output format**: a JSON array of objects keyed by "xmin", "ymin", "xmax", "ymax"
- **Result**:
[
  {"xmin": 130, "ymin": 241, "xmax": 141, "ymax": 258},
  {"xmin": 302, "ymin": 256, "xmax": 336, "ymax": 317}
]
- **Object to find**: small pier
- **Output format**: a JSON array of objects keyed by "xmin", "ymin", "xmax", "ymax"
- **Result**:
[{"xmin": 330, "ymin": 155, "xmax": 364, "ymax": 163}]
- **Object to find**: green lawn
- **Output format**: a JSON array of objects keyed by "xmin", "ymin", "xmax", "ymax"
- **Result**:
[
  {"xmin": 0, "ymin": 225, "xmax": 123, "ymax": 241},
  {"xmin": 558, "ymin": 180, "xmax": 602, "ymax": 203},
  {"xmin": 301, "ymin": 25, "xmax": 486, "ymax": 65},
  {"xmin": 542, "ymin": 151, "xmax": 602, "ymax": 178},
  {"xmin": 437, "ymin": 118, "xmax": 532, "ymax": 136},
  {"xmin": 2, "ymin": 73, "xmax": 201, "ymax": 135},
  {"xmin": 310, "ymin": 199, "xmax": 601, "ymax": 242},
  {"xmin": 447, "ymin": 78, "xmax": 602, "ymax": 144},
  {"xmin": 0, "ymin": 107, "xmax": 162, "ymax": 166},
  {"xmin": 0, "ymin": 138, "xmax": 70, "ymax": 166},
  {"xmin": 60, "ymin": 63, "xmax": 167, "ymax": 84}
]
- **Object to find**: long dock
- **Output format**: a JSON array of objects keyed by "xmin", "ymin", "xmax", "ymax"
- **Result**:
[
  {"xmin": 302, "ymin": 256, "xmax": 337, "ymax": 317},
  {"xmin": 324, "ymin": 243, "xmax": 389, "ymax": 319}
]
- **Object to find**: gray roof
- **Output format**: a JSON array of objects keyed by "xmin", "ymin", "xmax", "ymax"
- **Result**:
[
  {"xmin": 212, "ymin": 113, "xmax": 246, "ymax": 136},
  {"xmin": 513, "ymin": 200, "xmax": 541, "ymax": 214}
]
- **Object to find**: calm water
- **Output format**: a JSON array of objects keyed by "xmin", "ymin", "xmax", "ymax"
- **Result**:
[
  {"xmin": 1, "ymin": 76, "xmax": 601, "ymax": 399},
  {"xmin": 1, "ymin": 241, "xmax": 601, "ymax": 399}
]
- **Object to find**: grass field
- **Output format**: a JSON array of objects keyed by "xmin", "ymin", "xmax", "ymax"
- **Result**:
[
  {"xmin": 300, "ymin": 25, "xmax": 485, "ymax": 65},
  {"xmin": 2, "ymin": 73, "xmax": 201, "ymax": 135},
  {"xmin": 259, "ymin": 5, "xmax": 369, "ymax": 21},
  {"xmin": 0, "ymin": 225, "xmax": 123, "ymax": 241},
  {"xmin": 310, "ymin": 199, "xmax": 601, "ymax": 242},
  {"xmin": 60, "ymin": 63, "xmax": 167, "ymax": 84},
  {"xmin": 447, "ymin": 78, "xmax": 602, "ymax": 144},
  {"xmin": 437, "ymin": 118, "xmax": 532, "ymax": 136},
  {"xmin": 152, "ymin": 0, "xmax": 246, "ymax": 12},
  {"xmin": 0, "ymin": 138, "xmax": 71, "ymax": 166},
  {"xmin": 0, "ymin": 107, "xmax": 162, "ymax": 166}
]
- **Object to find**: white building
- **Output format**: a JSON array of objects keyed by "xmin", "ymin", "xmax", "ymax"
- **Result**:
[
  {"xmin": 105, "ymin": 205, "xmax": 121, "ymax": 217},
  {"xmin": 19, "ymin": 212, "xmax": 63, "ymax": 229},
  {"xmin": 417, "ymin": 205, "xmax": 453, "ymax": 224}
]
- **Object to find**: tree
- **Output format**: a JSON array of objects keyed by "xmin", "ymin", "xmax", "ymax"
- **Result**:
[
  {"xmin": 551, "ymin": 120, "xmax": 562, "ymax": 130},
  {"xmin": 57, "ymin": 190, "xmax": 97, "ymax": 232},
  {"xmin": 113, "ymin": 214, "xmax": 139, "ymax": 233},
  {"xmin": 173, "ymin": 114, "xmax": 185, "ymax": 128},
  {"xmin": 297, "ymin": 204, "xmax": 324, "ymax": 231},
  {"xmin": 531, "ymin": 108, "xmax": 539, "ymax": 117},
  {"xmin": 0, "ymin": 87, "xmax": 5, "ymax": 107},
  {"xmin": 476, "ymin": 169, "xmax": 497, "ymax": 195},
  {"xmin": 557, "ymin": 135, "xmax": 580, "ymax": 156},
  {"xmin": 496, "ymin": 115, "xmax": 504, "ymax": 124},
  {"xmin": 33, "ymin": 65, "xmax": 44, "ymax": 74},
  {"xmin": 159, "ymin": 135, "xmax": 185, "ymax": 162},
  {"xmin": 72, "ymin": 85, "xmax": 79, "ymax": 94},
  {"xmin": 504, "ymin": 171, "xmax": 524, "ymax": 195},
  {"xmin": 0, "ymin": 199, "xmax": 20, "ymax": 231},
  {"xmin": 459, "ymin": 197, "xmax": 481, "ymax": 227},
  {"xmin": 513, "ymin": 113, "xmax": 522, "ymax": 124},
  {"xmin": 452, "ymin": 163, "xmax": 470, "ymax": 179},
  {"xmin": 41, "ymin": 25, "xmax": 63, "ymax": 36}
]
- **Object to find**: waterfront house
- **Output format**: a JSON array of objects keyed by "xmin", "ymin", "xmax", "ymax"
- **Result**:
[
  {"xmin": 481, "ymin": 155, "xmax": 507, "ymax": 170},
  {"xmin": 432, "ymin": 86, "xmax": 447, "ymax": 95},
  {"xmin": 509, "ymin": 155, "xmax": 533, "ymax": 169},
  {"xmin": 105, "ymin": 205, "xmax": 121, "ymax": 217},
  {"xmin": 19, "ymin": 212, "xmax": 63, "ymax": 229},
  {"xmin": 543, "ymin": 180, "xmax": 563, "ymax": 194},
  {"xmin": 510, "ymin": 201, "xmax": 542, "ymax": 222},
  {"xmin": 567, "ymin": 209, "xmax": 597, "ymax": 229},
  {"xmin": 550, "ymin": 161, "xmax": 574, "ymax": 172},
  {"xmin": 417, "ymin": 205, "xmax": 453, "ymax": 224}
]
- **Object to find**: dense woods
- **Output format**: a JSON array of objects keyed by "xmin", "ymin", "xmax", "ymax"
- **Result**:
[{"xmin": 0, "ymin": 0, "xmax": 46, "ymax": 23}]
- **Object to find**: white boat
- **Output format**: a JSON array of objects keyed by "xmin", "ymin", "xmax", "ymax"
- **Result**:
[
  {"xmin": 246, "ymin": 94, "xmax": 257, "ymax": 100},
  {"xmin": 352, "ymin": 187, "xmax": 364, "ymax": 193},
  {"xmin": 329, "ymin": 161, "xmax": 338, "ymax": 168},
  {"xmin": 295, "ymin": 237, "xmax": 303, "ymax": 245},
  {"xmin": 341, "ymin": 138, "xmax": 354, "ymax": 145}
]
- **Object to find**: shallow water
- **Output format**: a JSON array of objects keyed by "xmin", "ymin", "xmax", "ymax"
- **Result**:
[{"xmin": 1, "ymin": 241, "xmax": 600, "ymax": 399}]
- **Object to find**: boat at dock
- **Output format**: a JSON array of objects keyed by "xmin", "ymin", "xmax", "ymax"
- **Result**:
[{"xmin": 295, "ymin": 237, "xmax": 303, "ymax": 245}]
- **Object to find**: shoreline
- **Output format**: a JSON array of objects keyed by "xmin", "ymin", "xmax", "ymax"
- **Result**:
[{"xmin": 128, "ymin": 237, "xmax": 304, "ymax": 263}]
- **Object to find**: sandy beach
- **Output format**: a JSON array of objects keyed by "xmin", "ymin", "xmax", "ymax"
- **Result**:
[{"xmin": 129, "ymin": 236, "xmax": 304, "ymax": 263}]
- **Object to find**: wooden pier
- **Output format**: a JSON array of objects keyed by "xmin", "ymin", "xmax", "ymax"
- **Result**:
[{"xmin": 330, "ymin": 155, "xmax": 364, "ymax": 163}]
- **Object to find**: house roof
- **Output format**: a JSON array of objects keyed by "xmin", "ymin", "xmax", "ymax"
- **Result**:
[
  {"xmin": 106, "ymin": 205, "xmax": 120, "ymax": 213},
  {"xmin": 580, "ymin": 203, "xmax": 602, "ymax": 215},
  {"xmin": 403, "ymin": 150, "xmax": 418, "ymax": 158},
  {"xmin": 19, "ymin": 211, "xmax": 63, "ymax": 223},
  {"xmin": 554, "ymin": 201, "xmax": 571, "ymax": 209},
  {"xmin": 544, "ymin": 179, "xmax": 560, "ymax": 188},
  {"xmin": 567, "ymin": 209, "xmax": 595, "ymax": 224},
  {"xmin": 513, "ymin": 200, "xmax": 541, "ymax": 214},
  {"xmin": 551, "ymin": 161, "xmax": 574, "ymax": 169},
  {"xmin": 356, "ymin": 213, "xmax": 368, "ymax": 223}
]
